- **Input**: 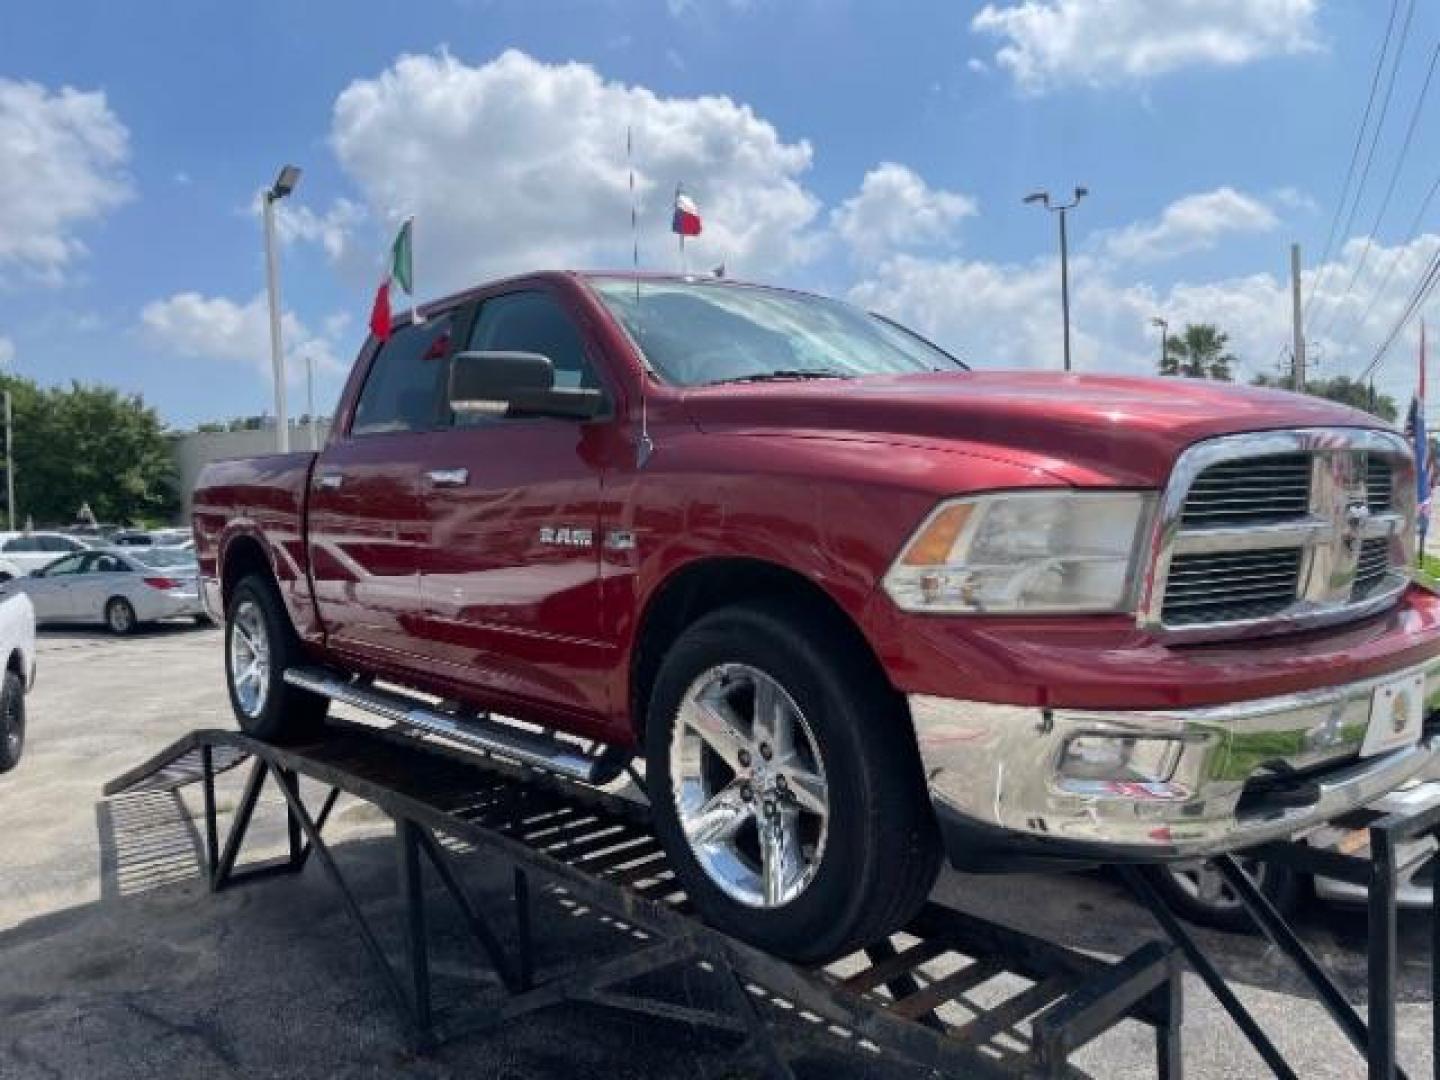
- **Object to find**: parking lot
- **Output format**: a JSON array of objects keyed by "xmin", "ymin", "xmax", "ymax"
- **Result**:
[{"xmin": 0, "ymin": 625, "xmax": 1433, "ymax": 1078}]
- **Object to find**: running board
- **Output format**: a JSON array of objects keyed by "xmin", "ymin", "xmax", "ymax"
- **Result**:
[{"xmin": 282, "ymin": 667, "xmax": 627, "ymax": 786}]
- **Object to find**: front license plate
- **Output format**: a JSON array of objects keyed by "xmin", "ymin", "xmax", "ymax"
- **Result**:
[{"xmin": 1361, "ymin": 671, "xmax": 1426, "ymax": 758}]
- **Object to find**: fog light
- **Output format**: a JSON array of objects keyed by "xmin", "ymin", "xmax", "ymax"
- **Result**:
[{"xmin": 1058, "ymin": 735, "xmax": 1183, "ymax": 784}]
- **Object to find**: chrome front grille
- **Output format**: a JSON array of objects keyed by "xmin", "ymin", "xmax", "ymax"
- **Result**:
[
  {"xmin": 1180, "ymin": 453, "xmax": 1311, "ymax": 527},
  {"xmin": 1353, "ymin": 537, "xmax": 1391, "ymax": 600},
  {"xmin": 1143, "ymin": 429, "xmax": 1414, "ymax": 640},
  {"xmin": 1367, "ymin": 457, "xmax": 1393, "ymax": 511},
  {"xmin": 1162, "ymin": 548, "xmax": 1303, "ymax": 625}
]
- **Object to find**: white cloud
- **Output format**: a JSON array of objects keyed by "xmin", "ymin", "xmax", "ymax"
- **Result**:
[
  {"xmin": 271, "ymin": 197, "xmax": 367, "ymax": 263},
  {"xmin": 831, "ymin": 163, "xmax": 977, "ymax": 261},
  {"xmin": 1101, "ymin": 187, "xmax": 1278, "ymax": 263},
  {"xmin": 0, "ymin": 337, "xmax": 13, "ymax": 367},
  {"xmin": 0, "ymin": 78, "xmax": 132, "ymax": 282},
  {"xmin": 328, "ymin": 49, "xmax": 821, "ymax": 292},
  {"xmin": 971, "ymin": 0, "xmax": 1320, "ymax": 94},
  {"xmin": 139, "ymin": 292, "xmax": 345, "ymax": 383},
  {"xmin": 849, "ymin": 230, "xmax": 1440, "ymax": 413}
]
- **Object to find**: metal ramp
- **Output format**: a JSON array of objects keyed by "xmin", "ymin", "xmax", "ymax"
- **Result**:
[{"xmin": 105, "ymin": 719, "xmax": 1181, "ymax": 1078}]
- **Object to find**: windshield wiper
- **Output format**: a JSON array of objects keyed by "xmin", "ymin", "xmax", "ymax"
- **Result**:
[{"xmin": 706, "ymin": 368, "xmax": 851, "ymax": 386}]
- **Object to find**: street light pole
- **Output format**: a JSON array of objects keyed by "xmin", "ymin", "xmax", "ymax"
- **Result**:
[
  {"xmin": 262, "ymin": 164, "xmax": 302, "ymax": 453},
  {"xmin": 1151, "ymin": 316, "xmax": 1168, "ymax": 375},
  {"xmin": 305, "ymin": 348, "xmax": 319, "ymax": 451},
  {"xmin": 1024, "ymin": 187, "xmax": 1089, "ymax": 372}
]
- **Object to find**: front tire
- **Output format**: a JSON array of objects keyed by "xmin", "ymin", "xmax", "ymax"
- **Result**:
[
  {"xmin": 0, "ymin": 669, "xmax": 24, "ymax": 772},
  {"xmin": 646, "ymin": 602, "xmax": 940, "ymax": 964},
  {"xmin": 105, "ymin": 597, "xmax": 137, "ymax": 636},
  {"xmin": 225, "ymin": 574, "xmax": 328, "ymax": 742}
]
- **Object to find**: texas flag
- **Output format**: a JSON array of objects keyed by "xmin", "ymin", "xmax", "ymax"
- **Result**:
[{"xmin": 672, "ymin": 187, "xmax": 702, "ymax": 237}]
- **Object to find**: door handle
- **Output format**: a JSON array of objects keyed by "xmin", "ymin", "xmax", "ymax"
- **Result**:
[
  {"xmin": 316, "ymin": 471, "xmax": 344, "ymax": 491},
  {"xmin": 426, "ymin": 467, "xmax": 470, "ymax": 488}
]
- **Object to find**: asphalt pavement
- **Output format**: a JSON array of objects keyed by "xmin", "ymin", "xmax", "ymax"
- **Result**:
[{"xmin": 0, "ymin": 624, "xmax": 1432, "ymax": 1078}]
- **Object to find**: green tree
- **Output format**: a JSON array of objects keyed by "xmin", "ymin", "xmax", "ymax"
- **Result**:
[
  {"xmin": 0, "ymin": 376, "xmax": 178, "ymax": 526},
  {"xmin": 1160, "ymin": 323, "xmax": 1236, "ymax": 381},
  {"xmin": 1250, "ymin": 373, "xmax": 1399, "ymax": 423}
]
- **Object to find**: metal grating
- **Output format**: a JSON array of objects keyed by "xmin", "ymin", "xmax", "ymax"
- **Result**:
[
  {"xmin": 1179, "ymin": 453, "xmax": 1312, "ymax": 528},
  {"xmin": 1161, "ymin": 547, "xmax": 1303, "ymax": 626},
  {"xmin": 1366, "ymin": 457, "xmax": 1393, "ymax": 512},
  {"xmin": 1352, "ymin": 537, "xmax": 1391, "ymax": 600}
]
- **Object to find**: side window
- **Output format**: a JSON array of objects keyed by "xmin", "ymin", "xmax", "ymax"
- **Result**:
[
  {"xmin": 2, "ymin": 538, "xmax": 31, "ymax": 553},
  {"xmin": 467, "ymin": 291, "xmax": 597, "ymax": 393},
  {"xmin": 351, "ymin": 315, "xmax": 454, "ymax": 436},
  {"xmin": 42, "ymin": 554, "xmax": 86, "ymax": 576},
  {"xmin": 42, "ymin": 535, "xmax": 80, "ymax": 552},
  {"xmin": 92, "ymin": 554, "xmax": 127, "ymax": 573}
]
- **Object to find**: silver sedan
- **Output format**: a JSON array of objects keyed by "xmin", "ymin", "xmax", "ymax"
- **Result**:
[{"xmin": 3, "ymin": 549, "xmax": 207, "ymax": 634}]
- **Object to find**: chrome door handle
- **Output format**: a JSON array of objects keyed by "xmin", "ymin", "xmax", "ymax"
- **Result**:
[
  {"xmin": 426, "ymin": 467, "xmax": 469, "ymax": 488},
  {"xmin": 316, "ymin": 471, "xmax": 343, "ymax": 490}
]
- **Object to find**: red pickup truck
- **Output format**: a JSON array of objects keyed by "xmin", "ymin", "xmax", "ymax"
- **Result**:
[{"xmin": 194, "ymin": 271, "xmax": 1440, "ymax": 962}]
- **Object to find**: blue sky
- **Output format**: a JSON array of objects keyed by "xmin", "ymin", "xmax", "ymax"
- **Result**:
[{"xmin": 2, "ymin": 0, "xmax": 1439, "ymax": 428}]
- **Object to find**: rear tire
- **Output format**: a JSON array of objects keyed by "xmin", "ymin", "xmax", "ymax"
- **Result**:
[
  {"xmin": 105, "ymin": 597, "xmax": 137, "ymax": 636},
  {"xmin": 0, "ymin": 669, "xmax": 24, "ymax": 772},
  {"xmin": 225, "ymin": 574, "xmax": 328, "ymax": 742},
  {"xmin": 1140, "ymin": 857, "xmax": 1302, "ymax": 932},
  {"xmin": 645, "ymin": 602, "xmax": 940, "ymax": 964}
]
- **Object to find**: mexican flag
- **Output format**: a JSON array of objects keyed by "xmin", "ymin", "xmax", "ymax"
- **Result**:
[{"xmin": 368, "ymin": 217, "xmax": 415, "ymax": 342}]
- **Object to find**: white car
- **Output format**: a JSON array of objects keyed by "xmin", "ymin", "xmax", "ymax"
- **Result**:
[
  {"xmin": 0, "ymin": 590, "xmax": 36, "ymax": 772},
  {"xmin": 0, "ymin": 532, "xmax": 91, "ymax": 577},
  {"xmin": 5, "ymin": 549, "xmax": 206, "ymax": 634}
]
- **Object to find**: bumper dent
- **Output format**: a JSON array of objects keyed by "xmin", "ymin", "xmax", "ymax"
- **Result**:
[{"xmin": 911, "ymin": 657, "xmax": 1440, "ymax": 865}]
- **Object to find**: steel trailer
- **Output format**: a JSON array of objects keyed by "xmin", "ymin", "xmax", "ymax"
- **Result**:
[{"xmin": 105, "ymin": 718, "xmax": 1181, "ymax": 1078}]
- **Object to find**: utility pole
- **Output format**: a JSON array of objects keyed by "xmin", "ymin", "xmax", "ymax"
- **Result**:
[
  {"xmin": 1024, "ymin": 186, "xmax": 1089, "ymax": 372},
  {"xmin": 262, "ymin": 164, "xmax": 302, "ymax": 453},
  {"xmin": 1290, "ymin": 243, "xmax": 1306, "ymax": 393},
  {"xmin": 1150, "ymin": 316, "xmax": 1169, "ymax": 375}
]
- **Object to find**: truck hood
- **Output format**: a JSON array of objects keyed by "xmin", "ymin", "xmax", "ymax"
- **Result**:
[{"xmin": 681, "ymin": 370, "xmax": 1389, "ymax": 487}]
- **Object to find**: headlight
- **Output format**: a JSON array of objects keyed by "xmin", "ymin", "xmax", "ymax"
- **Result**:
[{"xmin": 882, "ymin": 491, "xmax": 1155, "ymax": 614}]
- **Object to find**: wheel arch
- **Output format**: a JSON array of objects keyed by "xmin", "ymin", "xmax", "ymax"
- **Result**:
[
  {"xmin": 219, "ymin": 533, "xmax": 274, "ymax": 611},
  {"xmin": 629, "ymin": 556, "xmax": 901, "ymax": 738}
]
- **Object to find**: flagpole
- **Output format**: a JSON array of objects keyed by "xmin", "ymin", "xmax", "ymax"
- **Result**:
[{"xmin": 408, "ymin": 215, "xmax": 422, "ymax": 326}]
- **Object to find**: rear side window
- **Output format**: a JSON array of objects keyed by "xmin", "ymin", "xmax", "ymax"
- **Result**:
[
  {"xmin": 2, "ymin": 538, "xmax": 34, "ymax": 553},
  {"xmin": 351, "ymin": 315, "xmax": 454, "ymax": 436},
  {"xmin": 467, "ymin": 291, "xmax": 596, "ymax": 391},
  {"xmin": 38, "ymin": 535, "xmax": 81, "ymax": 552}
]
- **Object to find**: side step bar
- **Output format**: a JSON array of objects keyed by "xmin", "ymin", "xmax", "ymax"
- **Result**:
[{"xmin": 283, "ymin": 667, "xmax": 628, "ymax": 786}]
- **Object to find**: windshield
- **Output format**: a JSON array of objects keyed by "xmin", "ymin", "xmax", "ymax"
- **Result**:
[
  {"xmin": 133, "ymin": 549, "xmax": 196, "ymax": 569},
  {"xmin": 589, "ymin": 279, "xmax": 962, "ymax": 387}
]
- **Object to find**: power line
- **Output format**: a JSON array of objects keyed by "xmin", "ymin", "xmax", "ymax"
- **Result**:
[
  {"xmin": 1334, "ymin": 159, "xmax": 1440, "ymax": 358},
  {"xmin": 1317, "ymin": 38, "xmax": 1440, "ymax": 345},
  {"xmin": 1303, "ymin": 0, "xmax": 1403, "ymax": 328},
  {"xmin": 1357, "ymin": 242, "xmax": 1440, "ymax": 382}
]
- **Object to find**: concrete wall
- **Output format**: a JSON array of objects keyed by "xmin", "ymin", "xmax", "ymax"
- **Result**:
[{"xmin": 171, "ymin": 421, "xmax": 331, "ymax": 521}]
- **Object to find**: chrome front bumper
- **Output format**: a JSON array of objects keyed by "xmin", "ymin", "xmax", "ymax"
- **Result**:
[{"xmin": 910, "ymin": 658, "xmax": 1440, "ymax": 864}]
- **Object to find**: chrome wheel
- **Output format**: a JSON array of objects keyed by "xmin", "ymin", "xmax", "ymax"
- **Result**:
[
  {"xmin": 670, "ymin": 663, "xmax": 829, "ymax": 908},
  {"xmin": 229, "ymin": 598, "xmax": 271, "ymax": 718}
]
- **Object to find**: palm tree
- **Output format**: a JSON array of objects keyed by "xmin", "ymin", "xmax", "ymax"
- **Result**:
[{"xmin": 1160, "ymin": 323, "xmax": 1236, "ymax": 381}]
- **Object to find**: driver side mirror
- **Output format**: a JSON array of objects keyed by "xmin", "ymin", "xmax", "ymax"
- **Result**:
[{"xmin": 448, "ymin": 351, "xmax": 604, "ymax": 421}]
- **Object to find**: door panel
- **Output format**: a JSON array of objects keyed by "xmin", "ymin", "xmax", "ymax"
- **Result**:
[
  {"xmin": 307, "ymin": 314, "xmax": 455, "ymax": 660},
  {"xmin": 414, "ymin": 422, "xmax": 612, "ymax": 720},
  {"xmin": 412, "ymin": 288, "xmax": 616, "ymax": 724},
  {"xmin": 306, "ymin": 436, "xmax": 428, "ymax": 659}
]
